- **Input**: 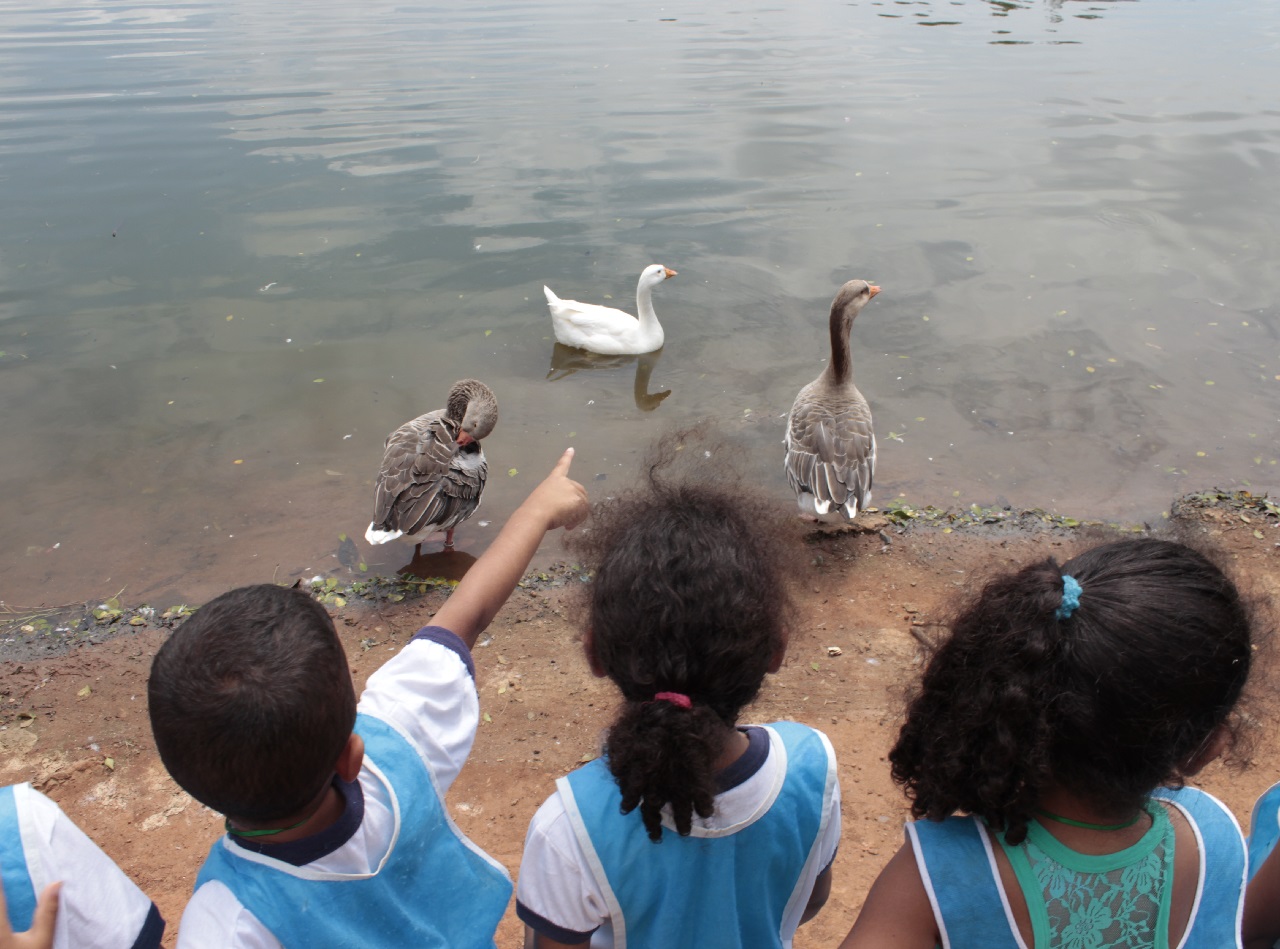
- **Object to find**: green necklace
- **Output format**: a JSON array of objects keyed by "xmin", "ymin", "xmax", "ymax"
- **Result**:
[{"xmin": 1036, "ymin": 807, "xmax": 1142, "ymax": 832}]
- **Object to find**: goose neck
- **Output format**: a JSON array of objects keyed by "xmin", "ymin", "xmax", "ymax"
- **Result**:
[
  {"xmin": 827, "ymin": 309, "xmax": 853, "ymax": 384},
  {"xmin": 635, "ymin": 282, "xmax": 660, "ymax": 328}
]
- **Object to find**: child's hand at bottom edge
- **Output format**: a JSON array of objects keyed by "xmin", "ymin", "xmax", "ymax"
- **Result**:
[
  {"xmin": 522, "ymin": 448, "xmax": 589, "ymax": 533},
  {"xmin": 0, "ymin": 880, "xmax": 61, "ymax": 949}
]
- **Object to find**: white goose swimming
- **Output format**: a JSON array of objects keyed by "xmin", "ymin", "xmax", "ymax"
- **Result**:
[
  {"xmin": 543, "ymin": 264, "xmax": 677, "ymax": 355},
  {"xmin": 784, "ymin": 280, "xmax": 882, "ymax": 520},
  {"xmin": 365, "ymin": 379, "xmax": 498, "ymax": 553}
]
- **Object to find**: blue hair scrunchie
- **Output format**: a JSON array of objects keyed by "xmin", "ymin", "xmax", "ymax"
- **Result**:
[{"xmin": 1055, "ymin": 574, "xmax": 1083, "ymax": 621}]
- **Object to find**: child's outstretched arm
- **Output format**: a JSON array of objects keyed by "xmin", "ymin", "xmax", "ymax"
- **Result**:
[
  {"xmin": 1245, "ymin": 844, "xmax": 1280, "ymax": 949},
  {"xmin": 0, "ymin": 879, "xmax": 61, "ymax": 949},
  {"xmin": 432, "ymin": 447, "xmax": 588, "ymax": 649}
]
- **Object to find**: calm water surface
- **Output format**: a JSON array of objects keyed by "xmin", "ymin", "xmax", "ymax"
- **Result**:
[{"xmin": 2, "ymin": 0, "xmax": 1279, "ymax": 607}]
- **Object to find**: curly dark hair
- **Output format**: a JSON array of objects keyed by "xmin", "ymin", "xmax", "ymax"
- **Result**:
[
  {"xmin": 148, "ymin": 584, "xmax": 357, "ymax": 822},
  {"xmin": 569, "ymin": 429, "xmax": 802, "ymax": 841},
  {"xmin": 890, "ymin": 537, "xmax": 1255, "ymax": 844}
]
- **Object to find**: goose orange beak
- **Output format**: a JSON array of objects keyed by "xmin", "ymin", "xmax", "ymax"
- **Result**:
[
  {"xmin": 869, "ymin": 284, "xmax": 882, "ymax": 298},
  {"xmin": 663, "ymin": 268, "xmax": 678, "ymax": 279},
  {"xmin": 456, "ymin": 431, "xmax": 474, "ymax": 446}
]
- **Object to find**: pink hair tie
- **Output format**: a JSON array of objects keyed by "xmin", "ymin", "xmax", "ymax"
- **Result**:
[{"xmin": 653, "ymin": 692, "xmax": 692, "ymax": 709}]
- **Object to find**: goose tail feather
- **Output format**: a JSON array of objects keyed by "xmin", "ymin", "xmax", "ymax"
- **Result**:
[{"xmin": 365, "ymin": 523, "xmax": 404, "ymax": 545}]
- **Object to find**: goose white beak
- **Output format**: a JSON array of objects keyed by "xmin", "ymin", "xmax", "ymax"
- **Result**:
[
  {"xmin": 663, "ymin": 268, "xmax": 678, "ymax": 279},
  {"xmin": 868, "ymin": 284, "xmax": 882, "ymax": 298}
]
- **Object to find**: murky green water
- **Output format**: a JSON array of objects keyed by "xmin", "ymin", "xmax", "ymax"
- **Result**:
[{"xmin": 2, "ymin": 0, "xmax": 1278, "ymax": 608}]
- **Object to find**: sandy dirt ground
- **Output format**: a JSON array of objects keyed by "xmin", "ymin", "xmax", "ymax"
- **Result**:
[{"xmin": 2, "ymin": 498, "xmax": 1278, "ymax": 948}]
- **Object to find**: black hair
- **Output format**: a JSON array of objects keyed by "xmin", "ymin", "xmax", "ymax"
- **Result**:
[
  {"xmin": 147, "ymin": 584, "xmax": 356, "ymax": 822},
  {"xmin": 570, "ymin": 430, "xmax": 800, "ymax": 841},
  {"xmin": 890, "ymin": 537, "xmax": 1255, "ymax": 844}
]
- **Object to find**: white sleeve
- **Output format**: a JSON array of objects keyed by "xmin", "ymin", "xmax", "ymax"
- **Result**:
[
  {"xmin": 14, "ymin": 784, "xmax": 160, "ymax": 949},
  {"xmin": 515, "ymin": 792, "xmax": 610, "ymax": 942},
  {"xmin": 357, "ymin": 627, "xmax": 479, "ymax": 793},
  {"xmin": 176, "ymin": 880, "xmax": 281, "ymax": 949}
]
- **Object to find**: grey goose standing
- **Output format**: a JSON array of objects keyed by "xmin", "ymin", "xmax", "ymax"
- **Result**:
[
  {"xmin": 366, "ymin": 379, "xmax": 498, "ymax": 553},
  {"xmin": 784, "ymin": 280, "xmax": 882, "ymax": 520}
]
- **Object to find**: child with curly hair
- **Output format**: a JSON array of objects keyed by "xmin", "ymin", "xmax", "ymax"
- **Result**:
[
  {"xmin": 841, "ymin": 537, "xmax": 1255, "ymax": 949},
  {"xmin": 515, "ymin": 437, "xmax": 841, "ymax": 948}
]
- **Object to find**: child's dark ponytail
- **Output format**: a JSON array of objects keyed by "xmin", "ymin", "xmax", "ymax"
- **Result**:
[
  {"xmin": 890, "ymin": 537, "xmax": 1253, "ymax": 844},
  {"xmin": 570, "ymin": 431, "xmax": 799, "ymax": 842},
  {"xmin": 607, "ymin": 698, "xmax": 729, "ymax": 840}
]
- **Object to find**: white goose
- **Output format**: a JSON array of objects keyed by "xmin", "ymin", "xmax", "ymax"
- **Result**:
[
  {"xmin": 543, "ymin": 264, "xmax": 677, "ymax": 355},
  {"xmin": 366, "ymin": 379, "xmax": 498, "ymax": 553},
  {"xmin": 784, "ymin": 280, "xmax": 882, "ymax": 520}
]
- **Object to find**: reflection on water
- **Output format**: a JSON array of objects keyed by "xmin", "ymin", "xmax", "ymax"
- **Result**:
[
  {"xmin": 400, "ymin": 549, "xmax": 477, "ymax": 585},
  {"xmin": 1, "ymin": 0, "xmax": 1279, "ymax": 608},
  {"xmin": 547, "ymin": 344, "xmax": 672, "ymax": 413}
]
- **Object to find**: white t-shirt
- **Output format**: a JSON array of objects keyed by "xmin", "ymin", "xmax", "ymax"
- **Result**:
[
  {"xmin": 515, "ymin": 724, "xmax": 842, "ymax": 947},
  {"xmin": 2, "ymin": 781, "xmax": 161, "ymax": 948},
  {"xmin": 175, "ymin": 627, "xmax": 480, "ymax": 948}
]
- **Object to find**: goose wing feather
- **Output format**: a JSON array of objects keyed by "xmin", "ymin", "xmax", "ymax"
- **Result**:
[
  {"xmin": 370, "ymin": 410, "xmax": 458, "ymax": 533},
  {"xmin": 393, "ymin": 449, "xmax": 487, "ymax": 536},
  {"xmin": 784, "ymin": 383, "xmax": 875, "ymax": 519}
]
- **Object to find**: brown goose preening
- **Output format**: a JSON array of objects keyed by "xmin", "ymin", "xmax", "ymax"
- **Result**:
[
  {"xmin": 784, "ymin": 280, "xmax": 882, "ymax": 520},
  {"xmin": 365, "ymin": 379, "xmax": 498, "ymax": 553}
]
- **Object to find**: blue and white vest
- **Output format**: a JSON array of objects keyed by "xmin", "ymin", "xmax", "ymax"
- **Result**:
[
  {"xmin": 195, "ymin": 712, "xmax": 512, "ymax": 948},
  {"xmin": 908, "ymin": 786, "xmax": 1245, "ymax": 949},
  {"xmin": 557, "ymin": 721, "xmax": 837, "ymax": 949}
]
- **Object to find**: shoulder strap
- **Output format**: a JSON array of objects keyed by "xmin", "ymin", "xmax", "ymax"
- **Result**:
[
  {"xmin": 1248, "ymin": 781, "xmax": 1280, "ymax": 881},
  {"xmin": 1153, "ymin": 786, "xmax": 1246, "ymax": 949},
  {"xmin": 908, "ymin": 817, "xmax": 1022, "ymax": 949},
  {"xmin": 558, "ymin": 761, "xmax": 629, "ymax": 947},
  {"xmin": 765, "ymin": 723, "xmax": 839, "ymax": 933}
]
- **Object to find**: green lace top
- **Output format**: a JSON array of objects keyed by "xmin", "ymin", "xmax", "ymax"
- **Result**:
[{"xmin": 997, "ymin": 800, "xmax": 1175, "ymax": 949}]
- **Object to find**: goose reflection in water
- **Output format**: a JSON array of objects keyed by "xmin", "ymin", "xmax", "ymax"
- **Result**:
[
  {"xmin": 398, "ymin": 548, "xmax": 477, "ymax": 584},
  {"xmin": 545, "ymin": 343, "xmax": 672, "ymax": 412}
]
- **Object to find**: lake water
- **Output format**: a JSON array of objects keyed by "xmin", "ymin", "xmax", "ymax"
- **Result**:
[{"xmin": 2, "ymin": 0, "xmax": 1279, "ymax": 609}]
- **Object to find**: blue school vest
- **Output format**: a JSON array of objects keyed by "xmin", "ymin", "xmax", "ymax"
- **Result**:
[
  {"xmin": 195, "ymin": 713, "xmax": 513, "ymax": 948},
  {"xmin": 0, "ymin": 784, "xmax": 37, "ymax": 930},
  {"xmin": 909, "ymin": 786, "xmax": 1245, "ymax": 949},
  {"xmin": 558, "ymin": 721, "xmax": 836, "ymax": 949}
]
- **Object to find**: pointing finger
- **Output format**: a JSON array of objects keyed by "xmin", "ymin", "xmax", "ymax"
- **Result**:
[{"xmin": 553, "ymin": 446, "xmax": 575, "ymax": 476}]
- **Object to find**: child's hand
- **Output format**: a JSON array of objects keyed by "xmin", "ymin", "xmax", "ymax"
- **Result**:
[
  {"xmin": 0, "ymin": 880, "xmax": 61, "ymax": 949},
  {"xmin": 523, "ymin": 448, "xmax": 589, "ymax": 532}
]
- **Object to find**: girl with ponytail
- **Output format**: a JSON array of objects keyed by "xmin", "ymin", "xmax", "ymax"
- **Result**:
[
  {"xmin": 842, "ymin": 537, "xmax": 1257, "ymax": 949},
  {"xmin": 515, "ymin": 432, "xmax": 841, "ymax": 948}
]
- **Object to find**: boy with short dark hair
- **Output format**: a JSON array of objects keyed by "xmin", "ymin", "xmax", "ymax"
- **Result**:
[{"xmin": 149, "ymin": 449, "xmax": 588, "ymax": 948}]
